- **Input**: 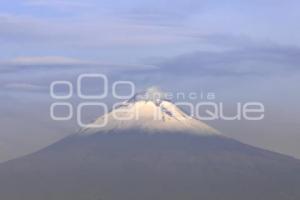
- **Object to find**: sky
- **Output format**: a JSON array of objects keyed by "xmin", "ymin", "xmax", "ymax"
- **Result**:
[{"xmin": 0, "ymin": 0, "xmax": 300, "ymax": 162}]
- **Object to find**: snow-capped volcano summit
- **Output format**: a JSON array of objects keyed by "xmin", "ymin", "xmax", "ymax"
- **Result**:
[
  {"xmin": 81, "ymin": 87, "xmax": 219, "ymax": 135},
  {"xmin": 1, "ymin": 87, "xmax": 300, "ymax": 200},
  {"xmin": 128, "ymin": 86, "xmax": 168, "ymax": 103}
]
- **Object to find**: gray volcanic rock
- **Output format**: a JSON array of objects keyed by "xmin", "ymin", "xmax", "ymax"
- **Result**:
[
  {"xmin": 1, "ymin": 89, "xmax": 299, "ymax": 200},
  {"xmin": 0, "ymin": 131, "xmax": 300, "ymax": 200}
]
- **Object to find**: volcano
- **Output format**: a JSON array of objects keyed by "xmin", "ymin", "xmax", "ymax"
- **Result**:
[{"xmin": 0, "ymin": 88, "xmax": 300, "ymax": 200}]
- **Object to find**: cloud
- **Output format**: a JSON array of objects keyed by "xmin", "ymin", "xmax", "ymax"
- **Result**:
[
  {"xmin": 0, "ymin": 56, "xmax": 94, "ymax": 73},
  {"xmin": 2, "ymin": 0, "xmax": 300, "ymax": 67},
  {"xmin": 149, "ymin": 44, "xmax": 300, "ymax": 77},
  {"xmin": 0, "ymin": 56, "xmax": 157, "ymax": 72},
  {"xmin": 9, "ymin": 56, "xmax": 90, "ymax": 65},
  {"xmin": 3, "ymin": 83, "xmax": 47, "ymax": 91},
  {"xmin": 0, "ymin": 13, "xmax": 193, "ymax": 50},
  {"xmin": 114, "ymin": 0, "xmax": 206, "ymax": 26},
  {"xmin": 25, "ymin": 0, "xmax": 90, "ymax": 8},
  {"xmin": 0, "ymin": 55, "xmax": 158, "ymax": 94}
]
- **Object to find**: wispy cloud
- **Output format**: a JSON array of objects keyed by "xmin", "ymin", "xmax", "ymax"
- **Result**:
[
  {"xmin": 2, "ymin": 0, "xmax": 300, "ymax": 65},
  {"xmin": 0, "ymin": 56, "xmax": 95, "ymax": 73},
  {"xmin": 134, "ymin": 41, "xmax": 300, "ymax": 77},
  {"xmin": 4, "ymin": 83, "xmax": 47, "ymax": 91},
  {"xmin": 24, "ymin": 0, "xmax": 91, "ymax": 9},
  {"xmin": 0, "ymin": 13, "xmax": 193, "ymax": 51},
  {"xmin": 9, "ymin": 56, "xmax": 90, "ymax": 65},
  {"xmin": 0, "ymin": 55, "xmax": 157, "ymax": 74}
]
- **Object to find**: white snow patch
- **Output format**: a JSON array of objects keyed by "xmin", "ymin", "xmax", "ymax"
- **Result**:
[{"xmin": 80, "ymin": 96, "xmax": 220, "ymax": 136}]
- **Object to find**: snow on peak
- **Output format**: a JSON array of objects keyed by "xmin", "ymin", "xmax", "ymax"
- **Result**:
[
  {"xmin": 80, "ymin": 88, "xmax": 220, "ymax": 136},
  {"xmin": 128, "ymin": 86, "xmax": 168, "ymax": 104}
]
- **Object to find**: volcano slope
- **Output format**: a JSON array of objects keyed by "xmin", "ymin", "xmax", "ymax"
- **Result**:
[
  {"xmin": 0, "ymin": 130, "xmax": 300, "ymax": 200},
  {"xmin": 1, "ymin": 90, "xmax": 300, "ymax": 200}
]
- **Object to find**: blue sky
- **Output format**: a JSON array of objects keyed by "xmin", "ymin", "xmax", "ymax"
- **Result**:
[{"xmin": 0, "ymin": 0, "xmax": 300, "ymax": 161}]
